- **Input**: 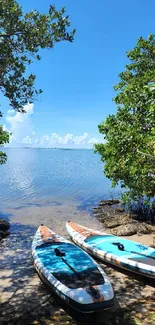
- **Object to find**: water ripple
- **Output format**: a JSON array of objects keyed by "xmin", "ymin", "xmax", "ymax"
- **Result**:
[{"xmin": 0, "ymin": 149, "xmax": 120, "ymax": 210}]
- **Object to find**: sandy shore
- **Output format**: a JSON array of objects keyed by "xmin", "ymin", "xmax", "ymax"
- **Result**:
[{"xmin": 0, "ymin": 202, "xmax": 155, "ymax": 324}]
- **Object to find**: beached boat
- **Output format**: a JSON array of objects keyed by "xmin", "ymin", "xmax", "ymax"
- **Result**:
[
  {"xmin": 66, "ymin": 221, "xmax": 155, "ymax": 279},
  {"xmin": 32, "ymin": 225, "xmax": 114, "ymax": 313}
]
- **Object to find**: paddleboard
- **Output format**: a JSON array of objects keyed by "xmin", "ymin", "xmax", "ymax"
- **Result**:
[
  {"xmin": 66, "ymin": 221, "xmax": 155, "ymax": 279},
  {"xmin": 32, "ymin": 225, "xmax": 114, "ymax": 313}
]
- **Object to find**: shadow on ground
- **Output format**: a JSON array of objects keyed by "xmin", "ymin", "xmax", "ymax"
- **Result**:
[{"xmin": 0, "ymin": 221, "xmax": 155, "ymax": 325}]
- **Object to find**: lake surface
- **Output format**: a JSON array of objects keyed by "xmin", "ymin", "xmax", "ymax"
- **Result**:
[{"xmin": 0, "ymin": 148, "xmax": 119, "ymax": 214}]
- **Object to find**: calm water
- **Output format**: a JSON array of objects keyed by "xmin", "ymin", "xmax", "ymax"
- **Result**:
[{"xmin": 0, "ymin": 148, "xmax": 119, "ymax": 212}]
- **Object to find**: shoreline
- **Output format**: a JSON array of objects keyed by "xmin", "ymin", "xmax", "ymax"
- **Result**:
[{"xmin": 1, "ymin": 200, "xmax": 155, "ymax": 325}]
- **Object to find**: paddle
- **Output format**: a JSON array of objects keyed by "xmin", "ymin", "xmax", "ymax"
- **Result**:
[
  {"xmin": 112, "ymin": 242, "xmax": 155, "ymax": 261},
  {"xmin": 54, "ymin": 248, "xmax": 101, "ymax": 298}
]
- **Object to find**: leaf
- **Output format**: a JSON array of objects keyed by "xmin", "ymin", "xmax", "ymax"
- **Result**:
[
  {"xmin": 95, "ymin": 34, "xmax": 155, "ymax": 205},
  {"xmin": 134, "ymin": 318, "xmax": 142, "ymax": 325}
]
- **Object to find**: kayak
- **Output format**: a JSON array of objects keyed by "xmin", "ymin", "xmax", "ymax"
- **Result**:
[
  {"xmin": 32, "ymin": 225, "xmax": 114, "ymax": 313},
  {"xmin": 66, "ymin": 221, "xmax": 155, "ymax": 279}
]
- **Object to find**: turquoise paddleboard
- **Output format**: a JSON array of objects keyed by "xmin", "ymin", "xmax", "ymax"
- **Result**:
[
  {"xmin": 32, "ymin": 225, "xmax": 114, "ymax": 313},
  {"xmin": 66, "ymin": 221, "xmax": 155, "ymax": 279}
]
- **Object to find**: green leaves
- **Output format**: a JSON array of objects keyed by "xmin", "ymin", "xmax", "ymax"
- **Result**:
[
  {"xmin": 95, "ymin": 34, "xmax": 155, "ymax": 202},
  {"xmin": 0, "ymin": 0, "xmax": 75, "ymax": 164},
  {"xmin": 0, "ymin": 116, "xmax": 10, "ymax": 164},
  {"xmin": 0, "ymin": 0, "xmax": 75, "ymax": 111}
]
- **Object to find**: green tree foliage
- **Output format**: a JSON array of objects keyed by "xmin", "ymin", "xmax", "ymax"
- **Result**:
[
  {"xmin": 0, "ymin": 0, "xmax": 75, "ymax": 162},
  {"xmin": 0, "ymin": 0, "xmax": 75, "ymax": 110},
  {"xmin": 95, "ymin": 34, "xmax": 155, "ymax": 202},
  {"xmin": 0, "ymin": 113, "xmax": 9, "ymax": 164}
]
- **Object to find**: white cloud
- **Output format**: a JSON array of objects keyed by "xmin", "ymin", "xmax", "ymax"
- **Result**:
[
  {"xmin": 88, "ymin": 137, "xmax": 101, "ymax": 144},
  {"xmin": 7, "ymin": 109, "xmax": 14, "ymax": 115},
  {"xmin": 36, "ymin": 131, "xmax": 98, "ymax": 147},
  {"xmin": 3, "ymin": 124, "xmax": 8, "ymax": 131},
  {"xmin": 25, "ymin": 132, "xmax": 101, "ymax": 148},
  {"xmin": 59, "ymin": 133, "xmax": 73, "ymax": 145},
  {"xmin": 73, "ymin": 132, "xmax": 88, "ymax": 145},
  {"xmin": 5, "ymin": 104, "xmax": 102, "ymax": 148},
  {"xmin": 21, "ymin": 136, "xmax": 33, "ymax": 144},
  {"xmin": 6, "ymin": 103, "xmax": 35, "ymax": 144}
]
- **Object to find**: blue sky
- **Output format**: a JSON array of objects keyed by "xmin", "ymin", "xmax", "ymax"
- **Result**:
[{"xmin": 1, "ymin": 0, "xmax": 155, "ymax": 148}]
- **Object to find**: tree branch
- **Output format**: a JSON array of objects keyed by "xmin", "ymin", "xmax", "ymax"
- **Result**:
[{"xmin": 137, "ymin": 149, "xmax": 155, "ymax": 159}]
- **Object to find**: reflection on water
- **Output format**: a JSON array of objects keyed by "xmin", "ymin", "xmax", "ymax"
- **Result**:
[
  {"xmin": 6, "ymin": 149, "xmax": 34, "ymax": 194},
  {"xmin": 0, "ymin": 149, "xmax": 120, "ymax": 211}
]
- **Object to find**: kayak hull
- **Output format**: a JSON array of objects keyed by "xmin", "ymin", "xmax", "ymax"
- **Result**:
[
  {"xmin": 32, "ymin": 225, "xmax": 114, "ymax": 313},
  {"xmin": 66, "ymin": 222, "xmax": 155, "ymax": 279}
]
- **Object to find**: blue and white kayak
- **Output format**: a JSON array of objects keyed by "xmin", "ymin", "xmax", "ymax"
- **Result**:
[
  {"xmin": 66, "ymin": 221, "xmax": 155, "ymax": 279},
  {"xmin": 32, "ymin": 225, "xmax": 114, "ymax": 313}
]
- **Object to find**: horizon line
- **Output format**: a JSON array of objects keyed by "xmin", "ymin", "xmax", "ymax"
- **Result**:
[{"xmin": 4, "ymin": 147, "xmax": 94, "ymax": 150}]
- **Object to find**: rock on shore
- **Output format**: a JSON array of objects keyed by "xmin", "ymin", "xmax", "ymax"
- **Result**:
[
  {"xmin": 0, "ymin": 219, "xmax": 10, "ymax": 240},
  {"xmin": 93, "ymin": 200, "xmax": 155, "ymax": 237}
]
